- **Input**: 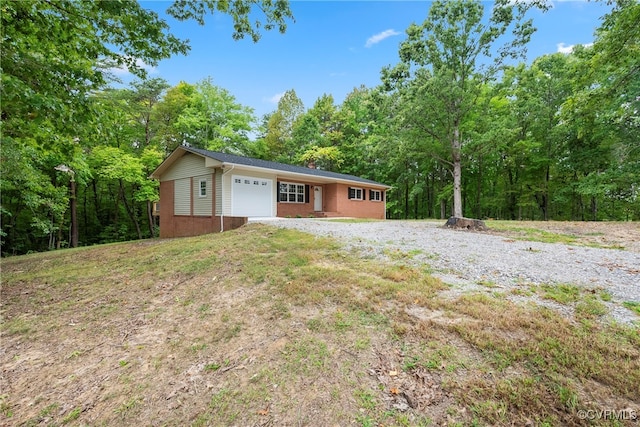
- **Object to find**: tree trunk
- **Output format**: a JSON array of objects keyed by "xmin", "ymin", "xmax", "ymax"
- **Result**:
[
  {"xmin": 508, "ymin": 169, "xmax": 516, "ymax": 220},
  {"xmin": 452, "ymin": 125, "xmax": 463, "ymax": 218},
  {"xmin": 92, "ymin": 179, "xmax": 102, "ymax": 224},
  {"xmin": 147, "ymin": 200, "xmax": 155, "ymax": 238},
  {"xmin": 70, "ymin": 179, "xmax": 78, "ymax": 247},
  {"xmin": 476, "ymin": 155, "xmax": 482, "ymax": 219},
  {"xmin": 404, "ymin": 182, "xmax": 409, "ymax": 220},
  {"xmin": 541, "ymin": 194, "xmax": 548, "ymax": 221},
  {"xmin": 426, "ymin": 174, "xmax": 433, "ymax": 218},
  {"xmin": 82, "ymin": 185, "xmax": 88, "ymax": 243},
  {"xmin": 544, "ymin": 164, "xmax": 550, "ymax": 221},
  {"xmin": 119, "ymin": 179, "xmax": 142, "ymax": 239}
]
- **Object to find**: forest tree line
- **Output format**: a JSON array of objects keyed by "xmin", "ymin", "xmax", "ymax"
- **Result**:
[{"xmin": 1, "ymin": 0, "xmax": 638, "ymax": 255}]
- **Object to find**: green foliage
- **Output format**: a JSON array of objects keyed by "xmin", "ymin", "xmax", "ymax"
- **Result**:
[
  {"xmin": 369, "ymin": 0, "xmax": 638, "ymax": 221},
  {"xmin": 1, "ymin": 0, "xmax": 188, "ymax": 144},
  {"xmin": 299, "ymin": 146, "xmax": 344, "ymax": 170},
  {"xmin": 2, "ymin": 0, "xmax": 638, "ymax": 254},
  {"xmin": 166, "ymin": 0, "xmax": 294, "ymax": 42},
  {"xmin": 261, "ymin": 89, "xmax": 306, "ymax": 162},
  {"xmin": 1, "ymin": 0, "xmax": 293, "ymax": 254},
  {"xmin": 173, "ymin": 78, "xmax": 255, "ymax": 153},
  {"xmin": 384, "ymin": 0, "xmax": 544, "ymax": 218}
]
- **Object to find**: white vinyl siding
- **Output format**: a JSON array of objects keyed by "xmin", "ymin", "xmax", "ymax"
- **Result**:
[
  {"xmin": 222, "ymin": 172, "xmax": 232, "ymax": 216},
  {"xmin": 161, "ymin": 153, "xmax": 211, "ymax": 181},
  {"xmin": 193, "ymin": 174, "xmax": 212, "ymax": 216},
  {"xmin": 174, "ymin": 178, "xmax": 191, "ymax": 215}
]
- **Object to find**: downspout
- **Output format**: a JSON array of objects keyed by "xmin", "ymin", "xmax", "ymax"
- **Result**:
[
  {"xmin": 384, "ymin": 189, "xmax": 387, "ymax": 220},
  {"xmin": 220, "ymin": 164, "xmax": 234, "ymax": 232}
]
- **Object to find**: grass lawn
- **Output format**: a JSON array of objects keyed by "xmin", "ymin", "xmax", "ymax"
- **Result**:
[{"xmin": 1, "ymin": 223, "xmax": 639, "ymax": 426}]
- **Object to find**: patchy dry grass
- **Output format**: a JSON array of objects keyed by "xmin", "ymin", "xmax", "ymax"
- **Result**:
[
  {"xmin": 1, "ymin": 223, "xmax": 639, "ymax": 426},
  {"xmin": 486, "ymin": 220, "xmax": 637, "ymax": 250}
]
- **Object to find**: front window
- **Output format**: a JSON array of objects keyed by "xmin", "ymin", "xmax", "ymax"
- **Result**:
[
  {"xmin": 348, "ymin": 187, "xmax": 364, "ymax": 200},
  {"xmin": 370, "ymin": 189, "xmax": 382, "ymax": 201},
  {"xmin": 279, "ymin": 182, "xmax": 305, "ymax": 203}
]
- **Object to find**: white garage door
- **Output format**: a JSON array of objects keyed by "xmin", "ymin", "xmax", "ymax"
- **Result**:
[{"xmin": 231, "ymin": 175, "xmax": 273, "ymax": 217}]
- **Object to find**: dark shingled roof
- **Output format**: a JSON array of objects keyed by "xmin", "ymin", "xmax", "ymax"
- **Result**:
[{"xmin": 184, "ymin": 147, "xmax": 389, "ymax": 187}]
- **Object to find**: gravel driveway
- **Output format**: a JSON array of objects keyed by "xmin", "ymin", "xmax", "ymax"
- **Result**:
[{"xmin": 254, "ymin": 218, "xmax": 640, "ymax": 324}]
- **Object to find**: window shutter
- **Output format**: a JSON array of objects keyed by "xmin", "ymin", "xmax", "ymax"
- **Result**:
[
  {"xmin": 305, "ymin": 185, "xmax": 310, "ymax": 203},
  {"xmin": 348, "ymin": 187, "xmax": 352, "ymax": 199},
  {"xmin": 369, "ymin": 189, "xmax": 373, "ymax": 200},
  {"xmin": 382, "ymin": 191, "xmax": 385, "ymax": 201}
]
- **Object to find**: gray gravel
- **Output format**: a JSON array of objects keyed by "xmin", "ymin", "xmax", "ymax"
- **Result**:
[{"xmin": 253, "ymin": 218, "xmax": 640, "ymax": 325}]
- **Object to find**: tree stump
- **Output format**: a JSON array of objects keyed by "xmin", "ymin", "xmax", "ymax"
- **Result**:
[{"xmin": 444, "ymin": 216, "xmax": 488, "ymax": 231}]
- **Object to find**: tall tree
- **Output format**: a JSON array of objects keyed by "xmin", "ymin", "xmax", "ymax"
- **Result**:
[
  {"xmin": 129, "ymin": 78, "xmax": 171, "ymax": 147},
  {"xmin": 385, "ymin": 0, "xmax": 543, "ymax": 219},
  {"xmin": 153, "ymin": 82, "xmax": 198, "ymax": 154},
  {"xmin": 262, "ymin": 89, "xmax": 305, "ymax": 162},
  {"xmin": 174, "ymin": 78, "xmax": 255, "ymax": 153}
]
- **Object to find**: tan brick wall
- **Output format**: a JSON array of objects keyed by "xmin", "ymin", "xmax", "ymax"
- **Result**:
[
  {"xmin": 324, "ymin": 183, "xmax": 339, "ymax": 212},
  {"xmin": 159, "ymin": 180, "xmax": 174, "ymax": 238},
  {"xmin": 276, "ymin": 180, "xmax": 314, "ymax": 217},
  {"xmin": 275, "ymin": 181, "xmax": 386, "ymax": 219},
  {"xmin": 333, "ymin": 183, "xmax": 386, "ymax": 219},
  {"xmin": 161, "ymin": 215, "xmax": 247, "ymax": 238},
  {"xmin": 277, "ymin": 202, "xmax": 315, "ymax": 218}
]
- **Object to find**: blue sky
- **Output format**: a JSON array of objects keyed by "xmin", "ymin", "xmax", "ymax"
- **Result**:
[{"xmin": 126, "ymin": 1, "xmax": 613, "ymax": 121}]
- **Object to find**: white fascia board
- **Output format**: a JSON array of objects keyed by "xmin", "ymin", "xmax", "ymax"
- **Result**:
[{"xmin": 218, "ymin": 162, "xmax": 390, "ymax": 189}]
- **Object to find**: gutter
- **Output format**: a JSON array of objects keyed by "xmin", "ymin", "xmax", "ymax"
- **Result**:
[
  {"xmin": 220, "ymin": 164, "xmax": 235, "ymax": 232},
  {"xmin": 212, "ymin": 162, "xmax": 391, "ymax": 189}
]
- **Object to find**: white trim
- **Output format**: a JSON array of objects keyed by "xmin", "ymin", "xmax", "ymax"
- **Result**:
[
  {"xmin": 220, "ymin": 162, "xmax": 390, "ymax": 189},
  {"xmin": 314, "ymin": 186, "xmax": 323, "ymax": 211}
]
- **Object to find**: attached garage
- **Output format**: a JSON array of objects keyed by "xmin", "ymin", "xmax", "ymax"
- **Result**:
[{"xmin": 231, "ymin": 175, "xmax": 273, "ymax": 217}]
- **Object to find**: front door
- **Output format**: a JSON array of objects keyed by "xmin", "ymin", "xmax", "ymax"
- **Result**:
[{"xmin": 314, "ymin": 186, "xmax": 323, "ymax": 211}]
